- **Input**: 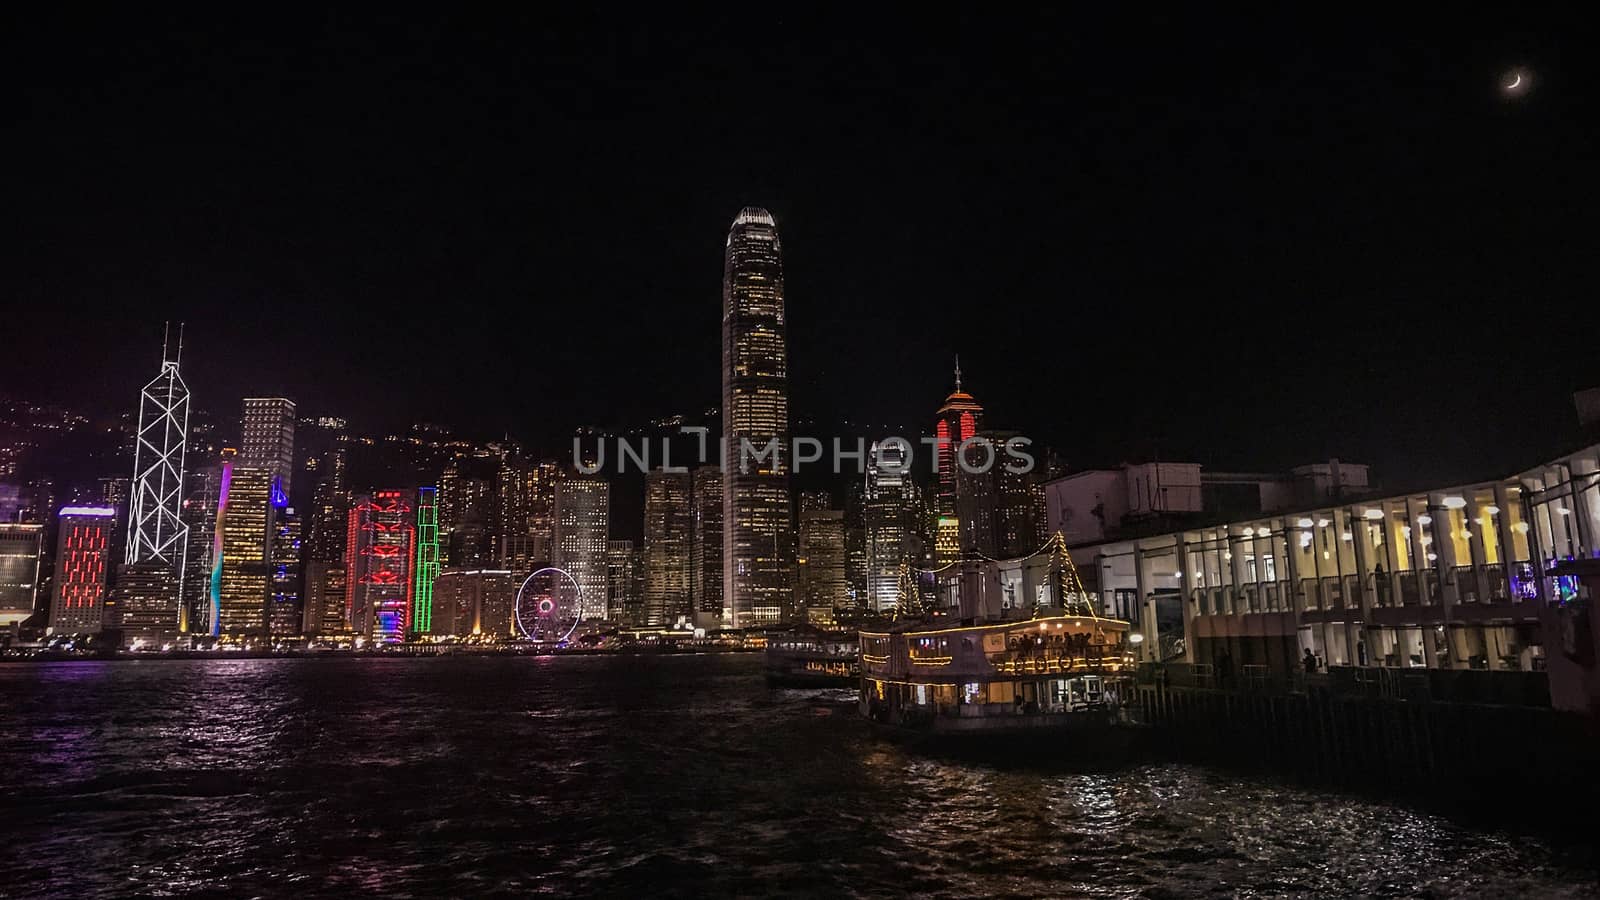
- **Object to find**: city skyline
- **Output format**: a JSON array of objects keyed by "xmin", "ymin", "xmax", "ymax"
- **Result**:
[{"xmin": 0, "ymin": 14, "xmax": 1594, "ymax": 651}]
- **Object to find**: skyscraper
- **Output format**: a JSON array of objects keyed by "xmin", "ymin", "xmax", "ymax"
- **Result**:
[
  {"xmin": 494, "ymin": 452, "xmax": 557, "ymax": 570},
  {"xmin": 305, "ymin": 443, "xmax": 350, "ymax": 565},
  {"xmin": 346, "ymin": 490, "xmax": 415, "ymax": 642},
  {"xmin": 240, "ymin": 398, "xmax": 297, "ymax": 492},
  {"xmin": 845, "ymin": 480, "xmax": 868, "ymax": 608},
  {"xmin": 605, "ymin": 540, "xmax": 641, "ymax": 627},
  {"xmin": 113, "ymin": 563, "xmax": 179, "ymax": 646},
  {"xmin": 440, "ymin": 452, "xmax": 494, "ymax": 567},
  {"xmin": 0, "ymin": 523, "xmax": 43, "ymax": 627},
  {"xmin": 303, "ymin": 441, "xmax": 349, "ymax": 636},
  {"xmin": 864, "ymin": 442, "xmax": 917, "ymax": 612},
  {"xmin": 268, "ymin": 504, "xmax": 302, "ymax": 636},
  {"xmin": 48, "ymin": 506, "xmax": 115, "ymax": 635},
  {"xmin": 934, "ymin": 361, "xmax": 983, "ymax": 565},
  {"xmin": 797, "ymin": 508, "xmax": 848, "ymax": 623},
  {"xmin": 216, "ymin": 463, "xmax": 273, "ymax": 635},
  {"xmin": 180, "ymin": 464, "xmax": 223, "ymax": 634},
  {"xmin": 553, "ymin": 475, "xmax": 609, "ymax": 622},
  {"xmin": 644, "ymin": 469, "xmax": 692, "ymax": 626},
  {"xmin": 526, "ymin": 459, "xmax": 559, "ymax": 568},
  {"xmin": 412, "ymin": 486, "xmax": 441, "ymax": 635},
  {"xmin": 690, "ymin": 466, "xmax": 723, "ymax": 629},
  {"xmin": 956, "ymin": 429, "xmax": 1046, "ymax": 560},
  {"xmin": 125, "ymin": 329, "xmax": 190, "ymax": 603},
  {"xmin": 303, "ymin": 565, "xmax": 347, "ymax": 636},
  {"xmin": 721, "ymin": 207, "xmax": 792, "ymax": 627}
]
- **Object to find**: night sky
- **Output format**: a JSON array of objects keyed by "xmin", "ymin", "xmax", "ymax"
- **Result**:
[{"xmin": 7, "ymin": 11, "xmax": 1596, "ymax": 487}]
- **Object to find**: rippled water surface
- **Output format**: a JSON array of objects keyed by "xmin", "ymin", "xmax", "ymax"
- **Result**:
[{"xmin": 1, "ymin": 655, "xmax": 1594, "ymax": 898}]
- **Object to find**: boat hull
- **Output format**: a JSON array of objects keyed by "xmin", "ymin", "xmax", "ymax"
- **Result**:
[{"xmin": 864, "ymin": 709, "xmax": 1145, "ymax": 759}]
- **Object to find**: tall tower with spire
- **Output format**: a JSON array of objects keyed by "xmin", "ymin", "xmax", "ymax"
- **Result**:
[
  {"xmin": 721, "ymin": 207, "xmax": 793, "ymax": 627},
  {"xmin": 118, "ymin": 325, "xmax": 192, "ymax": 643},
  {"xmin": 126, "ymin": 325, "xmax": 191, "ymax": 576},
  {"xmin": 933, "ymin": 357, "xmax": 983, "ymax": 565}
]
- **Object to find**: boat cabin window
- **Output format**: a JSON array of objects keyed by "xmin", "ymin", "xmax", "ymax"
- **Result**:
[
  {"xmin": 909, "ymin": 635, "xmax": 952, "ymax": 664},
  {"xmin": 862, "ymin": 636, "xmax": 890, "ymax": 663},
  {"xmin": 986, "ymin": 682, "xmax": 1017, "ymax": 705}
]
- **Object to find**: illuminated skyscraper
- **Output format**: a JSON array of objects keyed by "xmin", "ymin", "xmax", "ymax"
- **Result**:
[
  {"xmin": 440, "ymin": 452, "xmax": 494, "ymax": 567},
  {"xmin": 412, "ymin": 486, "xmax": 440, "ymax": 635},
  {"xmin": 303, "ymin": 441, "xmax": 349, "ymax": 635},
  {"xmin": 845, "ymin": 480, "xmax": 868, "ymax": 607},
  {"xmin": 346, "ymin": 490, "xmax": 415, "ymax": 642},
  {"xmin": 797, "ymin": 508, "xmax": 848, "ymax": 623},
  {"xmin": 644, "ymin": 470, "xmax": 692, "ymax": 626},
  {"xmin": 934, "ymin": 360, "xmax": 983, "ymax": 565},
  {"xmin": 721, "ymin": 207, "xmax": 792, "ymax": 627},
  {"xmin": 240, "ymin": 398, "xmax": 297, "ymax": 492},
  {"xmin": 864, "ymin": 442, "xmax": 916, "ymax": 612},
  {"xmin": 48, "ymin": 506, "xmax": 115, "ymax": 635},
  {"xmin": 268, "ymin": 505, "xmax": 302, "ymax": 636},
  {"xmin": 125, "ymin": 329, "xmax": 190, "ymax": 600},
  {"xmin": 527, "ymin": 460, "xmax": 559, "ymax": 567},
  {"xmin": 303, "ymin": 565, "xmax": 347, "ymax": 636},
  {"xmin": 494, "ymin": 452, "xmax": 558, "ymax": 569},
  {"xmin": 956, "ymin": 429, "xmax": 1046, "ymax": 559},
  {"xmin": 553, "ymin": 475, "xmax": 609, "ymax": 621},
  {"xmin": 216, "ymin": 464, "xmax": 273, "ymax": 635},
  {"xmin": 113, "ymin": 563, "xmax": 179, "ymax": 646},
  {"xmin": 0, "ymin": 523, "xmax": 43, "ymax": 627},
  {"xmin": 690, "ymin": 466, "xmax": 723, "ymax": 629}
]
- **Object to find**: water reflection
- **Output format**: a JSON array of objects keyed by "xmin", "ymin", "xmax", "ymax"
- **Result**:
[{"xmin": 0, "ymin": 655, "xmax": 1594, "ymax": 898}]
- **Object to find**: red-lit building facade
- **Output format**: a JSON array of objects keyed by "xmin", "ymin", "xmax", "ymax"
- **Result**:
[
  {"xmin": 934, "ymin": 362, "xmax": 984, "ymax": 565},
  {"xmin": 48, "ymin": 506, "xmax": 116, "ymax": 635},
  {"xmin": 346, "ymin": 491, "xmax": 415, "ymax": 642}
]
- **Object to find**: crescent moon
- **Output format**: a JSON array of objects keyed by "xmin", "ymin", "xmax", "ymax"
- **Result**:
[{"xmin": 1506, "ymin": 73, "xmax": 1522, "ymax": 90}]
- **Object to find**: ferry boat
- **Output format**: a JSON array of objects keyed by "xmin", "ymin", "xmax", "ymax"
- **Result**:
[
  {"xmin": 764, "ymin": 628, "xmax": 861, "ymax": 687},
  {"xmin": 859, "ymin": 613, "xmax": 1134, "ymax": 738},
  {"xmin": 857, "ymin": 535, "xmax": 1138, "ymax": 746}
]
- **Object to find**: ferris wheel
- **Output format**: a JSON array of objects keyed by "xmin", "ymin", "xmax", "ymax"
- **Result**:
[{"xmin": 514, "ymin": 566, "xmax": 583, "ymax": 644}]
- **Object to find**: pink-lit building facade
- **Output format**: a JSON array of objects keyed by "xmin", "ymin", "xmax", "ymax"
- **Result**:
[{"xmin": 346, "ymin": 490, "xmax": 415, "ymax": 642}]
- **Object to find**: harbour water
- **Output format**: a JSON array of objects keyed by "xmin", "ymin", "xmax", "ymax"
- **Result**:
[{"xmin": 1, "ymin": 654, "xmax": 1594, "ymax": 897}]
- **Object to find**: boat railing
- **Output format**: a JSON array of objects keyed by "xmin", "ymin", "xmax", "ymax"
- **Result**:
[{"xmin": 988, "ymin": 647, "xmax": 1133, "ymax": 675}]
